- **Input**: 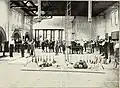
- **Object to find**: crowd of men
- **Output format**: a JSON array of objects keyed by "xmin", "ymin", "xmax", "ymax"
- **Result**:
[
  {"xmin": 3, "ymin": 38, "xmax": 66, "ymax": 57},
  {"xmin": 9, "ymin": 38, "xmax": 35, "ymax": 57},
  {"xmin": 0, "ymin": 36, "xmax": 119, "ymax": 68},
  {"xmin": 83, "ymin": 38, "xmax": 119, "ymax": 67},
  {"xmin": 35, "ymin": 39, "xmax": 66, "ymax": 55}
]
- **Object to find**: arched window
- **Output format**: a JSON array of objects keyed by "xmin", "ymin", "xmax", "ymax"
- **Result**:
[{"xmin": 0, "ymin": 26, "xmax": 6, "ymax": 44}]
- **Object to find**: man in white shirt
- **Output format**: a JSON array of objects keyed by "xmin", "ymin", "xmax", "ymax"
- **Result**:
[{"xmin": 9, "ymin": 39, "xmax": 14, "ymax": 57}]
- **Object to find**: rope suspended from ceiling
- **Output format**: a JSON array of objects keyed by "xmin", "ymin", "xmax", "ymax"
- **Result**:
[{"xmin": 38, "ymin": 0, "xmax": 41, "ymax": 22}]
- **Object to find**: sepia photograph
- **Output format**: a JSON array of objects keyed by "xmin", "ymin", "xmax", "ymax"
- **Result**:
[{"xmin": 0, "ymin": 0, "xmax": 119, "ymax": 88}]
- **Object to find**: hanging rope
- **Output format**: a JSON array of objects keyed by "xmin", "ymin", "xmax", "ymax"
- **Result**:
[
  {"xmin": 65, "ymin": 1, "xmax": 72, "ymax": 63},
  {"xmin": 88, "ymin": 0, "xmax": 92, "ymax": 40},
  {"xmin": 38, "ymin": 0, "xmax": 41, "ymax": 22}
]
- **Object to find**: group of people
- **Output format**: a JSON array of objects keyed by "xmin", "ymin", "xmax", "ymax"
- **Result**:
[
  {"xmin": 83, "ymin": 38, "xmax": 119, "ymax": 67},
  {"xmin": 35, "ymin": 39, "xmax": 66, "ymax": 55},
  {"xmin": 9, "ymin": 38, "xmax": 35, "ymax": 58},
  {"xmin": 0, "ymin": 36, "xmax": 119, "ymax": 68},
  {"xmin": 0, "ymin": 38, "xmax": 66, "ymax": 58},
  {"xmin": 70, "ymin": 38, "xmax": 119, "ymax": 67}
]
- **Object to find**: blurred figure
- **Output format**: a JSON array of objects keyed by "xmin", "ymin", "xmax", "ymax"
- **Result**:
[
  {"xmin": 91, "ymin": 40, "xmax": 95, "ymax": 53},
  {"xmin": 1, "ymin": 42, "xmax": 5, "ymax": 56},
  {"xmin": 49, "ymin": 40, "xmax": 52, "ymax": 53},
  {"xmin": 9, "ymin": 39, "xmax": 14, "ymax": 57},
  {"xmin": 18, "ymin": 38, "xmax": 22, "ymax": 53},
  {"xmin": 109, "ymin": 40, "xmax": 114, "ymax": 56},
  {"xmin": 30, "ymin": 39, "xmax": 35, "ymax": 56},
  {"xmin": 99, "ymin": 39, "xmax": 104, "ymax": 55},
  {"xmin": 62, "ymin": 41, "xmax": 66, "ymax": 54},
  {"xmin": 58, "ymin": 39, "xmax": 62, "ymax": 53},
  {"xmin": 21, "ymin": 41, "xmax": 25, "ymax": 57},
  {"xmin": 52, "ymin": 40, "xmax": 55, "ymax": 52},
  {"xmin": 77, "ymin": 43, "xmax": 81, "ymax": 54},
  {"xmin": 55, "ymin": 41, "xmax": 59, "ymax": 55},
  {"xmin": 81, "ymin": 41, "xmax": 84, "ymax": 54},
  {"xmin": 84, "ymin": 40, "xmax": 87, "ymax": 52},
  {"xmin": 16, "ymin": 39, "xmax": 19, "ymax": 53},
  {"xmin": 114, "ymin": 41, "xmax": 119, "ymax": 68},
  {"xmin": 27, "ymin": 41, "xmax": 31, "ymax": 57},
  {"xmin": 41, "ymin": 41, "xmax": 45, "ymax": 52},
  {"xmin": 45, "ymin": 39, "xmax": 48, "ymax": 52},
  {"xmin": 103, "ymin": 39, "xmax": 108, "ymax": 63}
]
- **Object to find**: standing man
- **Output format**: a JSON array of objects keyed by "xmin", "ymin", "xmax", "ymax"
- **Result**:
[
  {"xmin": 49, "ymin": 40, "xmax": 52, "ymax": 53},
  {"xmin": 9, "ymin": 39, "xmax": 14, "ymax": 57},
  {"xmin": 18, "ymin": 38, "xmax": 22, "ymax": 53},
  {"xmin": 81, "ymin": 41, "xmax": 84, "ymax": 54},
  {"xmin": 55, "ymin": 41, "xmax": 59, "ymax": 55},
  {"xmin": 114, "ymin": 41, "xmax": 119, "ymax": 68},
  {"xmin": 99, "ymin": 40, "xmax": 103, "ymax": 54},
  {"xmin": 2, "ymin": 41, "xmax": 5, "ymax": 56},
  {"xmin": 84, "ymin": 40, "xmax": 87, "ymax": 52},
  {"xmin": 30, "ymin": 39, "xmax": 35, "ymax": 56},
  {"xmin": 91, "ymin": 40, "xmax": 95, "ymax": 53},
  {"xmin": 21, "ymin": 41, "xmax": 25, "ymax": 57},
  {"xmin": 27, "ymin": 41, "xmax": 31, "ymax": 57},
  {"xmin": 103, "ymin": 39, "xmax": 108, "ymax": 63},
  {"xmin": 52, "ymin": 40, "xmax": 55, "ymax": 52},
  {"xmin": 62, "ymin": 41, "xmax": 66, "ymax": 54},
  {"xmin": 45, "ymin": 39, "xmax": 48, "ymax": 52},
  {"xmin": 41, "ymin": 41, "xmax": 45, "ymax": 52},
  {"xmin": 109, "ymin": 40, "xmax": 114, "ymax": 56}
]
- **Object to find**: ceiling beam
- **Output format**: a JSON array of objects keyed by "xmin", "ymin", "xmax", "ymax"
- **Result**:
[
  {"xmin": 10, "ymin": 2, "xmax": 14, "ymax": 6},
  {"xmin": 20, "ymin": 1, "xmax": 37, "ymax": 16},
  {"xmin": 10, "ymin": 5, "xmax": 37, "ymax": 9}
]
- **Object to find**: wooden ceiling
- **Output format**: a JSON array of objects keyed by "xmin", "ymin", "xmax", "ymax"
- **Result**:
[{"xmin": 10, "ymin": 0, "xmax": 118, "ymax": 17}]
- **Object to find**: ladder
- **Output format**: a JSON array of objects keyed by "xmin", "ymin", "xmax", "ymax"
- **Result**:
[{"xmin": 65, "ymin": 1, "xmax": 72, "ymax": 63}]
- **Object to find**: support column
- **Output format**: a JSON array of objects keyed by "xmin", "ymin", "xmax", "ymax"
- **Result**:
[
  {"xmin": 53, "ymin": 30, "xmax": 55, "ymax": 41},
  {"xmin": 118, "ymin": 2, "xmax": 120, "ymax": 87},
  {"xmin": 21, "ymin": 11, "xmax": 25, "ymax": 40},
  {"xmin": 38, "ymin": 30, "xmax": 39, "ymax": 40},
  {"xmin": 7, "ymin": 0, "xmax": 10, "ymax": 41},
  {"xmin": 118, "ymin": 1, "xmax": 120, "ymax": 61},
  {"xmin": 43, "ymin": 30, "xmax": 44, "ymax": 40},
  {"xmin": 88, "ymin": 0, "xmax": 92, "ymax": 40},
  {"xmin": 58, "ymin": 30, "xmax": 60, "ymax": 39},
  {"xmin": 50, "ymin": 30, "xmax": 52, "ymax": 40},
  {"xmin": 119, "ymin": 2, "xmax": 120, "ymax": 39},
  {"xmin": 38, "ymin": 0, "xmax": 41, "ymax": 22},
  {"xmin": 35, "ymin": 30, "xmax": 37, "ymax": 41},
  {"xmin": 46, "ymin": 29, "xmax": 47, "ymax": 39},
  {"xmin": 30, "ymin": 16, "xmax": 33, "ymax": 40},
  {"xmin": 59, "ymin": 30, "xmax": 61, "ymax": 40},
  {"xmin": 65, "ymin": 1, "xmax": 72, "ymax": 62},
  {"xmin": 61, "ymin": 30, "xmax": 63, "ymax": 41}
]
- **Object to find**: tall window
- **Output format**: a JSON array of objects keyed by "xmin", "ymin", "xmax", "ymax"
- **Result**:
[
  {"xmin": 111, "ymin": 11, "xmax": 114, "ymax": 26},
  {"xmin": 12, "ymin": 10, "xmax": 15, "ymax": 25},
  {"xmin": 115, "ymin": 9, "xmax": 118, "ymax": 25},
  {"xmin": 19, "ymin": 13, "xmax": 22, "ymax": 27}
]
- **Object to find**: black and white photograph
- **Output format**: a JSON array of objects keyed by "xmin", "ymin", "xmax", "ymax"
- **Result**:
[{"xmin": 0, "ymin": 0, "xmax": 119, "ymax": 88}]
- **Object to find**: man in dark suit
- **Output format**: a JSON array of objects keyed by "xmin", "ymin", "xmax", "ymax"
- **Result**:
[{"xmin": 103, "ymin": 39, "xmax": 108, "ymax": 63}]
